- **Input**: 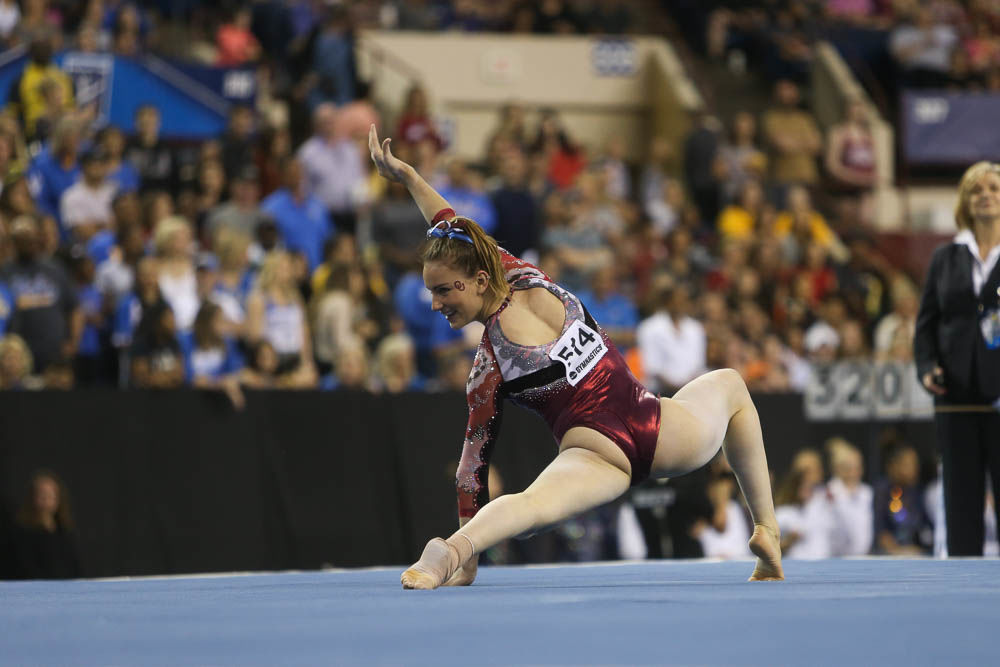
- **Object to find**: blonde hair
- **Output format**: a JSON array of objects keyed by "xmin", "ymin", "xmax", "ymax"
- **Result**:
[
  {"xmin": 335, "ymin": 340, "xmax": 370, "ymax": 375},
  {"xmin": 889, "ymin": 275, "xmax": 917, "ymax": 305},
  {"xmin": 214, "ymin": 228, "xmax": 251, "ymax": 270},
  {"xmin": 955, "ymin": 161, "xmax": 1000, "ymax": 230},
  {"xmin": 420, "ymin": 216, "xmax": 508, "ymax": 302},
  {"xmin": 153, "ymin": 216, "xmax": 192, "ymax": 257},
  {"xmin": 825, "ymin": 437, "xmax": 859, "ymax": 465},
  {"xmin": 256, "ymin": 250, "xmax": 297, "ymax": 300},
  {"xmin": 375, "ymin": 333, "xmax": 415, "ymax": 382},
  {"xmin": 0, "ymin": 333, "xmax": 33, "ymax": 381},
  {"xmin": 50, "ymin": 117, "xmax": 81, "ymax": 152}
]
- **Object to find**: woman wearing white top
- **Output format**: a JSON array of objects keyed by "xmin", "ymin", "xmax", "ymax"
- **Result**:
[
  {"xmin": 154, "ymin": 216, "xmax": 199, "ymax": 332},
  {"xmin": 825, "ymin": 439, "xmax": 874, "ymax": 557},
  {"xmin": 246, "ymin": 251, "xmax": 317, "ymax": 388},
  {"xmin": 774, "ymin": 466, "xmax": 835, "ymax": 560},
  {"xmin": 211, "ymin": 228, "xmax": 254, "ymax": 337}
]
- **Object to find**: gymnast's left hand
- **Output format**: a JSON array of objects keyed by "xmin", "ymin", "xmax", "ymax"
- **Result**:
[
  {"xmin": 368, "ymin": 124, "xmax": 411, "ymax": 184},
  {"xmin": 443, "ymin": 559, "xmax": 477, "ymax": 586}
]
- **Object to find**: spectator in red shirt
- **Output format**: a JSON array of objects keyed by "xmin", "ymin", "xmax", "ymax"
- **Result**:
[
  {"xmin": 395, "ymin": 85, "xmax": 442, "ymax": 149},
  {"xmin": 216, "ymin": 7, "xmax": 261, "ymax": 67},
  {"xmin": 531, "ymin": 108, "xmax": 585, "ymax": 190},
  {"xmin": 799, "ymin": 242, "xmax": 838, "ymax": 307}
]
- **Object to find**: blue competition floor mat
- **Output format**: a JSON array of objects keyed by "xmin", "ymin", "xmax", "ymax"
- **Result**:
[{"xmin": 3, "ymin": 559, "xmax": 998, "ymax": 666}]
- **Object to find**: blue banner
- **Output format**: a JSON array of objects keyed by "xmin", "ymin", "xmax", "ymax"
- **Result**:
[
  {"xmin": 0, "ymin": 49, "xmax": 256, "ymax": 139},
  {"xmin": 903, "ymin": 90, "xmax": 1000, "ymax": 165}
]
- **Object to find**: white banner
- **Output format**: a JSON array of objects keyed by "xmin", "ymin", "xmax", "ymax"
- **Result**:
[{"xmin": 804, "ymin": 361, "xmax": 935, "ymax": 421}]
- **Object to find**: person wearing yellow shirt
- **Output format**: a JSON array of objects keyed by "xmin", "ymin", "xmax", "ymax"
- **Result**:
[
  {"xmin": 8, "ymin": 35, "xmax": 74, "ymax": 141},
  {"xmin": 772, "ymin": 185, "xmax": 848, "ymax": 262},
  {"xmin": 717, "ymin": 179, "xmax": 764, "ymax": 241}
]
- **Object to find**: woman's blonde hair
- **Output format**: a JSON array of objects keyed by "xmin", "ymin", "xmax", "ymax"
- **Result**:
[
  {"xmin": 375, "ymin": 332, "xmax": 415, "ymax": 381},
  {"xmin": 955, "ymin": 161, "xmax": 1000, "ymax": 230},
  {"xmin": 256, "ymin": 250, "xmax": 297, "ymax": 300},
  {"xmin": 420, "ymin": 216, "xmax": 507, "ymax": 302},
  {"xmin": 214, "ymin": 228, "xmax": 250, "ymax": 270},
  {"xmin": 0, "ymin": 333, "xmax": 33, "ymax": 381},
  {"xmin": 152, "ymin": 215, "xmax": 192, "ymax": 256}
]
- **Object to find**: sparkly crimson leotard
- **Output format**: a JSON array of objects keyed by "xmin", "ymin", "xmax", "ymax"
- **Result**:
[{"xmin": 455, "ymin": 246, "xmax": 661, "ymax": 519}]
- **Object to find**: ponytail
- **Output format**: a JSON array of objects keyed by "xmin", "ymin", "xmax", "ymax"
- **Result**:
[{"xmin": 421, "ymin": 216, "xmax": 507, "ymax": 300}]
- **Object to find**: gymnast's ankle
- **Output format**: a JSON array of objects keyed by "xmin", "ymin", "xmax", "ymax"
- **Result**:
[{"xmin": 446, "ymin": 533, "xmax": 476, "ymax": 567}]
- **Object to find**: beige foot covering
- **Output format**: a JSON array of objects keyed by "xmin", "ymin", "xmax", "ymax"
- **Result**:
[
  {"xmin": 748, "ymin": 524, "xmax": 784, "ymax": 581},
  {"xmin": 401, "ymin": 538, "xmax": 460, "ymax": 590}
]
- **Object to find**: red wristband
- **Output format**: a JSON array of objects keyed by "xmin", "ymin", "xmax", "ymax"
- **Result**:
[{"xmin": 432, "ymin": 208, "xmax": 457, "ymax": 224}]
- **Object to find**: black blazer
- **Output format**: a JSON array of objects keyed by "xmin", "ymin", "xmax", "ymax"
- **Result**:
[{"xmin": 914, "ymin": 241, "xmax": 1000, "ymax": 403}]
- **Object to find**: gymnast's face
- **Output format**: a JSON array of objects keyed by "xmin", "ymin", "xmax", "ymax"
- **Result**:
[{"xmin": 423, "ymin": 261, "xmax": 490, "ymax": 328}]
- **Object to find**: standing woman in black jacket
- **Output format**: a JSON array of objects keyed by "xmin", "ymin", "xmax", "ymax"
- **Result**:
[{"xmin": 915, "ymin": 161, "xmax": 1000, "ymax": 556}]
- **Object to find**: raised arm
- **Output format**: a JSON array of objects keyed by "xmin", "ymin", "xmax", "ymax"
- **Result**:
[{"xmin": 368, "ymin": 124, "xmax": 451, "ymax": 225}]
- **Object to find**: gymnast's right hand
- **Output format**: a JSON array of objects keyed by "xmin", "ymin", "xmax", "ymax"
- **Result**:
[
  {"xmin": 368, "ymin": 124, "xmax": 410, "ymax": 183},
  {"xmin": 443, "ymin": 559, "xmax": 478, "ymax": 587}
]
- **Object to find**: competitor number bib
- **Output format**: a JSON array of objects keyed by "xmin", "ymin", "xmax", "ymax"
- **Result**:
[{"xmin": 549, "ymin": 319, "xmax": 607, "ymax": 386}]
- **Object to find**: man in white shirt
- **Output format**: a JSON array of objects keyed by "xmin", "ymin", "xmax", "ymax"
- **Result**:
[
  {"xmin": 637, "ymin": 282, "xmax": 706, "ymax": 394},
  {"xmin": 297, "ymin": 103, "xmax": 366, "ymax": 234},
  {"xmin": 60, "ymin": 147, "xmax": 116, "ymax": 243}
]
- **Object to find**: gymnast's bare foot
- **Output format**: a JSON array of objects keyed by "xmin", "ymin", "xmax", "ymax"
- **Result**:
[
  {"xmin": 748, "ymin": 523, "xmax": 784, "ymax": 581},
  {"xmin": 401, "ymin": 538, "xmax": 459, "ymax": 590}
]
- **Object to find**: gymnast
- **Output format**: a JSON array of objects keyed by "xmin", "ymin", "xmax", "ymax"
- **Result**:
[{"xmin": 368, "ymin": 125, "xmax": 783, "ymax": 589}]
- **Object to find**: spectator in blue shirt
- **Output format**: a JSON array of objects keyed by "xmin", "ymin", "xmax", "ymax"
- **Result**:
[
  {"xmin": 95, "ymin": 221, "xmax": 147, "ymax": 309},
  {"xmin": 491, "ymin": 146, "xmax": 540, "ymax": 257},
  {"xmin": 111, "ymin": 257, "xmax": 167, "ymax": 385},
  {"xmin": 26, "ymin": 117, "xmax": 83, "ymax": 239},
  {"xmin": 69, "ymin": 250, "xmax": 105, "ymax": 386},
  {"xmin": 392, "ymin": 270, "xmax": 463, "ymax": 378},
  {"xmin": 97, "ymin": 125, "xmax": 140, "ymax": 193},
  {"xmin": 874, "ymin": 443, "xmax": 932, "ymax": 556},
  {"xmin": 260, "ymin": 156, "xmax": 334, "ymax": 272},
  {"xmin": 438, "ymin": 158, "xmax": 498, "ymax": 235},
  {"xmin": 0, "ymin": 280, "xmax": 12, "ymax": 334},
  {"xmin": 182, "ymin": 301, "xmax": 245, "ymax": 409},
  {"xmin": 575, "ymin": 263, "xmax": 639, "ymax": 351},
  {"xmin": 0, "ymin": 216, "xmax": 82, "ymax": 373},
  {"xmin": 308, "ymin": 6, "xmax": 357, "ymax": 109},
  {"xmin": 209, "ymin": 229, "xmax": 255, "ymax": 337}
]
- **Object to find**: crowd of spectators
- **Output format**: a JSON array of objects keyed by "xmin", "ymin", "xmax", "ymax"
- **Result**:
[
  {"xmin": 0, "ymin": 1, "xmax": 923, "ymax": 404},
  {"xmin": 680, "ymin": 0, "xmax": 1000, "ymax": 99}
]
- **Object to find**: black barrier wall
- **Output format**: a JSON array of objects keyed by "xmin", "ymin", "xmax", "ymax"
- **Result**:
[{"xmin": 0, "ymin": 391, "xmax": 936, "ymax": 578}]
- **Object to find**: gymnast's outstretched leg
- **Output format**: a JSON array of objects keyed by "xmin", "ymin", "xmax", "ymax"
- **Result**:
[
  {"xmin": 654, "ymin": 369, "xmax": 783, "ymax": 581},
  {"xmin": 401, "ymin": 431, "xmax": 631, "ymax": 589}
]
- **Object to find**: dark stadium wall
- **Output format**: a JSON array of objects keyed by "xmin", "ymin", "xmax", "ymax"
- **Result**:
[{"xmin": 0, "ymin": 391, "xmax": 935, "ymax": 578}]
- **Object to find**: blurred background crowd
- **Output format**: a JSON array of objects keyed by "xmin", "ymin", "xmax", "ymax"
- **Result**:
[
  {"xmin": 1, "ymin": 0, "xmax": 996, "ymax": 578},
  {"xmin": 0, "ymin": 0, "xmax": 949, "ymax": 398}
]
